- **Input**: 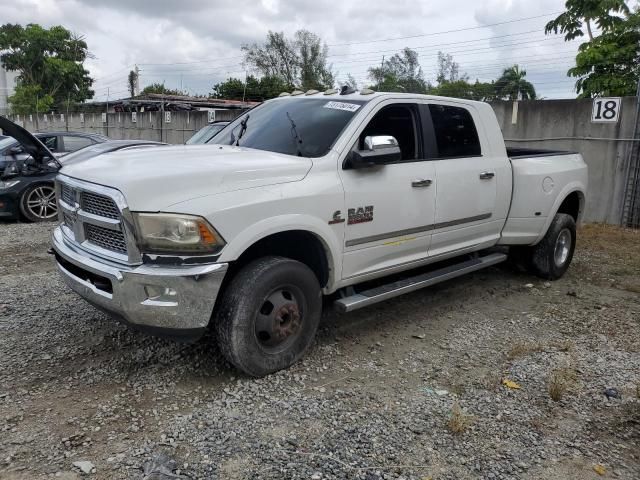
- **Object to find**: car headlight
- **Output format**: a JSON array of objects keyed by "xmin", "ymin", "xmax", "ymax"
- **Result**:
[
  {"xmin": 0, "ymin": 179, "xmax": 20, "ymax": 189},
  {"xmin": 133, "ymin": 213, "xmax": 225, "ymax": 254}
]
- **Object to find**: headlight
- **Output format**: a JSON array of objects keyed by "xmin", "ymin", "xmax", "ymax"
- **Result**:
[
  {"xmin": 133, "ymin": 213, "xmax": 225, "ymax": 254},
  {"xmin": 0, "ymin": 179, "xmax": 20, "ymax": 189}
]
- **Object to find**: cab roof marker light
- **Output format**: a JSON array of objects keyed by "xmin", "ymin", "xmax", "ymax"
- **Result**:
[
  {"xmin": 278, "ymin": 92, "xmax": 291, "ymax": 97},
  {"xmin": 360, "ymin": 88, "xmax": 375, "ymax": 95},
  {"xmin": 305, "ymin": 89, "xmax": 320, "ymax": 95},
  {"xmin": 291, "ymin": 90, "xmax": 304, "ymax": 96},
  {"xmin": 323, "ymin": 88, "xmax": 338, "ymax": 95}
]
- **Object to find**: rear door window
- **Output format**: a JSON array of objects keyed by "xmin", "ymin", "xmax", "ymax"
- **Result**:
[
  {"xmin": 63, "ymin": 136, "xmax": 94, "ymax": 152},
  {"xmin": 38, "ymin": 135, "xmax": 58, "ymax": 152},
  {"xmin": 428, "ymin": 104, "xmax": 481, "ymax": 158}
]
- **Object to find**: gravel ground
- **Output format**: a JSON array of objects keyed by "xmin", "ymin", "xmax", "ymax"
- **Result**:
[{"xmin": 0, "ymin": 221, "xmax": 638, "ymax": 480}]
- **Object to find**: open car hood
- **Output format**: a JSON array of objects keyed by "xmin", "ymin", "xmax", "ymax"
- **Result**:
[{"xmin": 0, "ymin": 116, "xmax": 55, "ymax": 164}]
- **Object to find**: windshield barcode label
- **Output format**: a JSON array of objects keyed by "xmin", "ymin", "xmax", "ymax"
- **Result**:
[{"xmin": 324, "ymin": 101, "xmax": 361, "ymax": 113}]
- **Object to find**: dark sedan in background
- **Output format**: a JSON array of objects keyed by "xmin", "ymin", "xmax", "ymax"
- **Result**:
[
  {"xmin": 0, "ymin": 131, "xmax": 108, "ymax": 171},
  {"xmin": 0, "ymin": 120, "xmax": 166, "ymax": 222}
]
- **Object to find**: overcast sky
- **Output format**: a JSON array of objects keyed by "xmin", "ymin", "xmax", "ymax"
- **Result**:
[{"xmin": 1, "ymin": 0, "xmax": 587, "ymax": 100}]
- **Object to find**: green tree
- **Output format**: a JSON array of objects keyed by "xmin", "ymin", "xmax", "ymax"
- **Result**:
[
  {"xmin": 569, "ymin": 10, "xmax": 640, "ymax": 97},
  {"xmin": 546, "ymin": 2, "xmax": 639, "ymax": 97},
  {"xmin": 0, "ymin": 23, "xmax": 94, "ymax": 111},
  {"xmin": 127, "ymin": 70, "xmax": 137, "ymax": 97},
  {"xmin": 368, "ymin": 48, "xmax": 430, "ymax": 93},
  {"xmin": 295, "ymin": 30, "xmax": 334, "ymax": 90},
  {"xmin": 436, "ymin": 51, "xmax": 467, "ymax": 83},
  {"xmin": 7, "ymin": 84, "xmax": 54, "ymax": 115},
  {"xmin": 141, "ymin": 82, "xmax": 186, "ymax": 96},
  {"xmin": 211, "ymin": 75, "xmax": 290, "ymax": 101},
  {"xmin": 242, "ymin": 30, "xmax": 334, "ymax": 90},
  {"xmin": 429, "ymin": 79, "xmax": 497, "ymax": 100},
  {"xmin": 545, "ymin": 0, "xmax": 629, "ymax": 41},
  {"xmin": 495, "ymin": 65, "xmax": 537, "ymax": 100}
]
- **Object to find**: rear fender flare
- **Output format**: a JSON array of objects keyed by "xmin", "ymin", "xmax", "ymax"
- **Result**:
[{"xmin": 533, "ymin": 183, "xmax": 586, "ymax": 245}]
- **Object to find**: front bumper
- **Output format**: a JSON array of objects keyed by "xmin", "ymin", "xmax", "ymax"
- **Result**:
[
  {"xmin": 52, "ymin": 226, "xmax": 228, "ymax": 341},
  {"xmin": 0, "ymin": 191, "xmax": 19, "ymax": 219}
]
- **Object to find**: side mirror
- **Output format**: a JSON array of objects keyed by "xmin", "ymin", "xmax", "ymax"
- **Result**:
[
  {"xmin": 346, "ymin": 135, "xmax": 402, "ymax": 169},
  {"xmin": 9, "ymin": 145, "xmax": 24, "ymax": 155}
]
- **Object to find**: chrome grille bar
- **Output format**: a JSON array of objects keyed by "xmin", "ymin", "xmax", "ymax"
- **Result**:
[{"xmin": 55, "ymin": 175, "xmax": 141, "ymax": 265}]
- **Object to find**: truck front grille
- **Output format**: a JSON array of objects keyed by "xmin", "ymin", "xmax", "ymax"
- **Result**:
[
  {"xmin": 84, "ymin": 224, "xmax": 127, "ymax": 254},
  {"xmin": 57, "ymin": 177, "xmax": 137, "ymax": 262},
  {"xmin": 81, "ymin": 191, "xmax": 120, "ymax": 219},
  {"xmin": 61, "ymin": 184, "xmax": 75, "ymax": 205},
  {"xmin": 62, "ymin": 212, "xmax": 75, "ymax": 230}
]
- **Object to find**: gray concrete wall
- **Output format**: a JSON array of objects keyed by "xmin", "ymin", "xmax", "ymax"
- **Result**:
[
  {"xmin": 8, "ymin": 109, "xmax": 243, "ymax": 144},
  {"xmin": 6, "ymin": 99, "xmax": 639, "ymax": 224},
  {"xmin": 491, "ymin": 98, "xmax": 638, "ymax": 224}
]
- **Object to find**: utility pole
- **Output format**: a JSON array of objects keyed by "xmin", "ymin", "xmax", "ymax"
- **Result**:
[{"xmin": 35, "ymin": 94, "xmax": 39, "ymax": 131}]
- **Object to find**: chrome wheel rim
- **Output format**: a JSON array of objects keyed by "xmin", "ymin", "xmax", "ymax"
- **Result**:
[
  {"xmin": 26, "ymin": 185, "xmax": 57, "ymax": 220},
  {"xmin": 554, "ymin": 228, "xmax": 572, "ymax": 267}
]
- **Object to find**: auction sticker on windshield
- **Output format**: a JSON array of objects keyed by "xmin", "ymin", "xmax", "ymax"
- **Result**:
[{"xmin": 324, "ymin": 101, "xmax": 361, "ymax": 113}]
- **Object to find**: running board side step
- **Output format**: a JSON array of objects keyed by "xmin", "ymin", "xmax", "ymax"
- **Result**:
[{"xmin": 334, "ymin": 252, "xmax": 507, "ymax": 313}]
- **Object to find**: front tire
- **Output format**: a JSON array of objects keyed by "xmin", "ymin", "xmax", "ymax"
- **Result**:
[
  {"xmin": 19, "ymin": 182, "xmax": 58, "ymax": 222},
  {"xmin": 215, "ymin": 256, "xmax": 322, "ymax": 377},
  {"xmin": 529, "ymin": 213, "xmax": 576, "ymax": 280}
]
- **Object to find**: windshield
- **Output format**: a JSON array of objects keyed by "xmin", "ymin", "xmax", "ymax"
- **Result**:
[
  {"xmin": 0, "ymin": 136, "xmax": 17, "ymax": 151},
  {"xmin": 59, "ymin": 142, "xmax": 115, "ymax": 164},
  {"xmin": 187, "ymin": 123, "xmax": 227, "ymax": 144},
  {"xmin": 213, "ymin": 98, "xmax": 366, "ymax": 158}
]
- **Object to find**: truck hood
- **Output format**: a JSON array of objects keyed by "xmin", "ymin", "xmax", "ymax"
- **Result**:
[{"xmin": 60, "ymin": 144, "xmax": 312, "ymax": 210}]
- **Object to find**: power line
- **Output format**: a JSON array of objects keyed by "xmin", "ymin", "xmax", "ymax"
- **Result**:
[{"xmin": 327, "ymin": 11, "xmax": 563, "ymax": 46}]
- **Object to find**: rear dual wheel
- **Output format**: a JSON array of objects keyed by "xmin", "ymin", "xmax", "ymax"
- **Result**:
[
  {"xmin": 510, "ymin": 213, "xmax": 576, "ymax": 280},
  {"xmin": 215, "ymin": 256, "xmax": 322, "ymax": 377}
]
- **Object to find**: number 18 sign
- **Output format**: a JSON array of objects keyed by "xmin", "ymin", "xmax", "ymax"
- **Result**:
[{"xmin": 591, "ymin": 97, "xmax": 621, "ymax": 123}]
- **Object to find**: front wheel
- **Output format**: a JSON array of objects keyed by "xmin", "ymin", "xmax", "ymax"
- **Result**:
[
  {"xmin": 19, "ymin": 182, "xmax": 58, "ymax": 222},
  {"xmin": 529, "ymin": 213, "xmax": 577, "ymax": 280},
  {"xmin": 214, "ymin": 256, "xmax": 322, "ymax": 377}
]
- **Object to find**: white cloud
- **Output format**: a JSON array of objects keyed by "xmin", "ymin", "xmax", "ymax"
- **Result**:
[{"xmin": 0, "ymin": 0, "xmax": 580, "ymax": 99}]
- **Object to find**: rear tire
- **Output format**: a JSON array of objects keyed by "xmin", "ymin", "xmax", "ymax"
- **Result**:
[
  {"xmin": 528, "ymin": 213, "xmax": 576, "ymax": 280},
  {"xmin": 214, "ymin": 256, "xmax": 322, "ymax": 377},
  {"xmin": 19, "ymin": 182, "xmax": 58, "ymax": 222}
]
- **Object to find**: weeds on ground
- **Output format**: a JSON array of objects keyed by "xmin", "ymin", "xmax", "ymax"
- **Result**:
[
  {"xmin": 448, "ymin": 402, "xmax": 473, "ymax": 434},
  {"xmin": 507, "ymin": 341, "xmax": 543, "ymax": 360},
  {"xmin": 548, "ymin": 366, "xmax": 577, "ymax": 402}
]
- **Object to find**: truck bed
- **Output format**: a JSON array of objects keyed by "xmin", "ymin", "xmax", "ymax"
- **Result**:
[{"xmin": 507, "ymin": 146, "xmax": 577, "ymax": 159}]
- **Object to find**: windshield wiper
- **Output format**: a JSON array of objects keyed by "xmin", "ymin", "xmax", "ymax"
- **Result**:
[
  {"xmin": 286, "ymin": 112, "xmax": 305, "ymax": 157},
  {"xmin": 232, "ymin": 114, "xmax": 250, "ymax": 146}
]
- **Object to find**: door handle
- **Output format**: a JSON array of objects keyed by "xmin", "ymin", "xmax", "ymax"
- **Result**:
[
  {"xmin": 479, "ymin": 171, "xmax": 495, "ymax": 180},
  {"xmin": 411, "ymin": 178, "xmax": 433, "ymax": 187}
]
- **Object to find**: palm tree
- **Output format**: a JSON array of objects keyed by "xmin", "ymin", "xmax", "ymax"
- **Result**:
[{"xmin": 495, "ymin": 65, "xmax": 537, "ymax": 100}]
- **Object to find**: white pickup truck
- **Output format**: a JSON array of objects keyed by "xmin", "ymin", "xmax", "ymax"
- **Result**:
[{"xmin": 49, "ymin": 91, "xmax": 588, "ymax": 376}]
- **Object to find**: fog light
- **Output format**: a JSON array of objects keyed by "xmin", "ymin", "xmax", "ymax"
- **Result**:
[{"xmin": 144, "ymin": 285, "xmax": 177, "ymax": 301}]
